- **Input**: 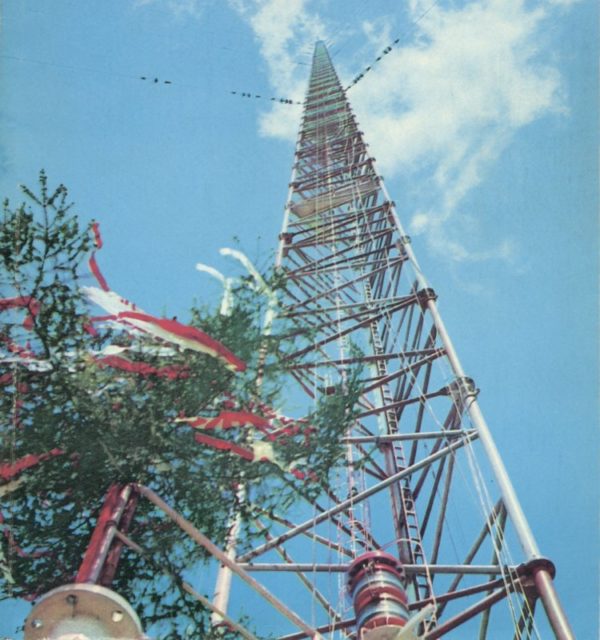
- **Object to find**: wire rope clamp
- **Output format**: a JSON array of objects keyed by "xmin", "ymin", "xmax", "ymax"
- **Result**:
[
  {"xmin": 415, "ymin": 288, "xmax": 437, "ymax": 310},
  {"xmin": 396, "ymin": 237, "xmax": 411, "ymax": 259},
  {"xmin": 279, "ymin": 232, "xmax": 294, "ymax": 256},
  {"xmin": 517, "ymin": 557, "xmax": 557, "ymax": 598},
  {"xmin": 24, "ymin": 583, "xmax": 145, "ymax": 640}
]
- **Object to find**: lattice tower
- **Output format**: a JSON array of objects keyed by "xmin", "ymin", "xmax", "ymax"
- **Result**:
[{"xmin": 225, "ymin": 40, "xmax": 574, "ymax": 640}]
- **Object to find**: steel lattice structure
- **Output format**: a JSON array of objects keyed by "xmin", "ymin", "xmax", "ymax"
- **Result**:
[{"xmin": 208, "ymin": 41, "xmax": 573, "ymax": 639}]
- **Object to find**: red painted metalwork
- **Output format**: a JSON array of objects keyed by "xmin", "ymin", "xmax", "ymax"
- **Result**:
[
  {"xmin": 223, "ymin": 39, "xmax": 572, "ymax": 639},
  {"xmin": 424, "ymin": 587, "xmax": 515, "ymax": 639},
  {"xmin": 75, "ymin": 484, "xmax": 137, "ymax": 585},
  {"xmin": 98, "ymin": 488, "xmax": 139, "ymax": 587},
  {"xmin": 532, "ymin": 565, "xmax": 574, "ymax": 640}
]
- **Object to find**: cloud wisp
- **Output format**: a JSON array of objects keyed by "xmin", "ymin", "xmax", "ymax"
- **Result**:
[
  {"xmin": 350, "ymin": 0, "xmax": 567, "ymax": 262},
  {"xmin": 133, "ymin": 0, "xmax": 207, "ymax": 19}
]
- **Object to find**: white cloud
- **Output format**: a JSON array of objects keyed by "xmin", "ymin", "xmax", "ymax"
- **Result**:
[
  {"xmin": 233, "ymin": 0, "xmax": 577, "ymax": 264},
  {"xmin": 361, "ymin": 17, "xmax": 394, "ymax": 51},
  {"xmin": 133, "ymin": 0, "xmax": 580, "ymax": 266},
  {"xmin": 354, "ymin": 4, "xmax": 563, "ymax": 168},
  {"xmin": 347, "ymin": 0, "xmax": 570, "ymax": 262}
]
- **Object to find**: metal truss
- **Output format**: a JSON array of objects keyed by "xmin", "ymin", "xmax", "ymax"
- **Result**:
[{"xmin": 209, "ymin": 41, "xmax": 573, "ymax": 639}]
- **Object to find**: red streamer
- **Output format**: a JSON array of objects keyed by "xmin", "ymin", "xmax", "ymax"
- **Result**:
[
  {"xmin": 95, "ymin": 355, "xmax": 188, "ymax": 380},
  {"xmin": 0, "ymin": 448, "xmax": 64, "ymax": 482},
  {"xmin": 0, "ymin": 335, "xmax": 38, "ymax": 360},
  {"xmin": 192, "ymin": 431, "xmax": 312, "ymax": 482},
  {"xmin": 0, "ymin": 296, "xmax": 41, "ymax": 329},
  {"xmin": 0, "ymin": 297, "xmax": 39, "ymax": 314},
  {"xmin": 116, "ymin": 311, "xmax": 246, "ymax": 372},
  {"xmin": 0, "ymin": 511, "xmax": 49, "ymax": 560},
  {"xmin": 194, "ymin": 433, "xmax": 255, "ymax": 461},
  {"xmin": 88, "ymin": 254, "xmax": 110, "ymax": 292},
  {"xmin": 186, "ymin": 410, "xmax": 270, "ymax": 431},
  {"xmin": 88, "ymin": 221, "xmax": 110, "ymax": 291},
  {"xmin": 91, "ymin": 221, "xmax": 103, "ymax": 249}
]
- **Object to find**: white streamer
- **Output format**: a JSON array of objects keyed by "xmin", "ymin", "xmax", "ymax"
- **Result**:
[{"xmin": 195, "ymin": 263, "xmax": 235, "ymax": 316}]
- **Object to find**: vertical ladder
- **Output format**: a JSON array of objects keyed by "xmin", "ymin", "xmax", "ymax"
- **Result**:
[{"xmin": 363, "ymin": 278, "xmax": 432, "ymax": 600}]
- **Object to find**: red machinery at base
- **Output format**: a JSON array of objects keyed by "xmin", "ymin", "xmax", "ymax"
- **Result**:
[{"xmin": 348, "ymin": 551, "xmax": 410, "ymax": 640}]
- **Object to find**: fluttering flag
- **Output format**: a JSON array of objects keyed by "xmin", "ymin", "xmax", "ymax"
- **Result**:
[
  {"xmin": 194, "ymin": 433, "xmax": 255, "ymax": 461},
  {"xmin": 192, "ymin": 431, "xmax": 307, "ymax": 480},
  {"xmin": 83, "ymin": 287, "xmax": 246, "ymax": 372},
  {"xmin": 177, "ymin": 410, "xmax": 270, "ymax": 431},
  {"xmin": 178, "ymin": 404, "xmax": 313, "ymax": 480}
]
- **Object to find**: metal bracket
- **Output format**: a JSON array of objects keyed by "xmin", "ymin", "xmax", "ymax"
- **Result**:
[
  {"xmin": 416, "ymin": 288, "xmax": 437, "ymax": 309},
  {"xmin": 448, "ymin": 376, "xmax": 479, "ymax": 406}
]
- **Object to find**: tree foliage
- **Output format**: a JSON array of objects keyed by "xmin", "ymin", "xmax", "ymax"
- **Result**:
[{"xmin": 0, "ymin": 174, "xmax": 361, "ymax": 638}]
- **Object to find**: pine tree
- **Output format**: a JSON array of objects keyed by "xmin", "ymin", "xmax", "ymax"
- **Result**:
[{"xmin": 0, "ymin": 173, "xmax": 361, "ymax": 638}]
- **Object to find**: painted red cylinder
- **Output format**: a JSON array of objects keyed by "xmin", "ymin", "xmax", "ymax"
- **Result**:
[{"xmin": 347, "ymin": 551, "xmax": 410, "ymax": 640}]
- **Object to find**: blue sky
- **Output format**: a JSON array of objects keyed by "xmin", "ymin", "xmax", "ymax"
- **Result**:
[{"xmin": 1, "ymin": 0, "xmax": 598, "ymax": 637}]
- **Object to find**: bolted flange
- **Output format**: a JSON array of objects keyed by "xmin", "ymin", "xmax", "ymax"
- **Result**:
[{"xmin": 24, "ymin": 583, "xmax": 144, "ymax": 640}]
